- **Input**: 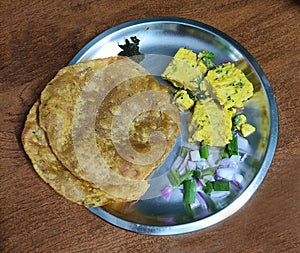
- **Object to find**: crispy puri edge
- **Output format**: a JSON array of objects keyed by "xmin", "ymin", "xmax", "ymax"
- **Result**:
[{"xmin": 21, "ymin": 100, "xmax": 129, "ymax": 207}]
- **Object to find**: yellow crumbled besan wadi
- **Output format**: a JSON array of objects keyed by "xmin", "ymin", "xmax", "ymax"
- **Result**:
[
  {"xmin": 188, "ymin": 100, "xmax": 236, "ymax": 146},
  {"xmin": 161, "ymin": 48, "xmax": 207, "ymax": 91},
  {"xmin": 240, "ymin": 123, "xmax": 256, "ymax": 137},
  {"xmin": 162, "ymin": 47, "xmax": 255, "ymax": 146},
  {"xmin": 205, "ymin": 63, "xmax": 254, "ymax": 109},
  {"xmin": 173, "ymin": 90, "xmax": 195, "ymax": 111}
]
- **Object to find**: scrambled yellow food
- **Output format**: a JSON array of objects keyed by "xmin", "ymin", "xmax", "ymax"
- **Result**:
[
  {"xmin": 173, "ymin": 90, "xmax": 194, "ymax": 111},
  {"xmin": 188, "ymin": 100, "xmax": 236, "ymax": 146},
  {"xmin": 161, "ymin": 48, "xmax": 208, "ymax": 91},
  {"xmin": 162, "ymin": 48, "xmax": 256, "ymax": 146},
  {"xmin": 240, "ymin": 123, "xmax": 256, "ymax": 137},
  {"xmin": 205, "ymin": 63, "xmax": 254, "ymax": 109}
]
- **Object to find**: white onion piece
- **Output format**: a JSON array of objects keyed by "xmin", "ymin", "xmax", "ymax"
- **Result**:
[
  {"xmin": 190, "ymin": 150, "xmax": 201, "ymax": 162},
  {"xmin": 190, "ymin": 192, "xmax": 208, "ymax": 210},
  {"xmin": 219, "ymin": 157, "xmax": 231, "ymax": 167},
  {"xmin": 210, "ymin": 190, "xmax": 230, "ymax": 199},
  {"xmin": 160, "ymin": 185, "xmax": 173, "ymax": 200},
  {"xmin": 216, "ymin": 168, "xmax": 236, "ymax": 181},
  {"xmin": 200, "ymin": 179, "xmax": 206, "ymax": 186},
  {"xmin": 171, "ymin": 155, "xmax": 183, "ymax": 170},
  {"xmin": 187, "ymin": 160, "xmax": 197, "ymax": 170},
  {"xmin": 240, "ymin": 153, "xmax": 248, "ymax": 163},
  {"xmin": 197, "ymin": 159, "xmax": 209, "ymax": 170},
  {"xmin": 195, "ymin": 178, "xmax": 204, "ymax": 189},
  {"xmin": 230, "ymin": 155, "xmax": 242, "ymax": 164},
  {"xmin": 178, "ymin": 153, "xmax": 189, "ymax": 176},
  {"xmin": 202, "ymin": 175, "xmax": 215, "ymax": 182},
  {"xmin": 237, "ymin": 134, "xmax": 252, "ymax": 154},
  {"xmin": 207, "ymin": 146, "xmax": 222, "ymax": 167},
  {"xmin": 234, "ymin": 173, "xmax": 244, "ymax": 184}
]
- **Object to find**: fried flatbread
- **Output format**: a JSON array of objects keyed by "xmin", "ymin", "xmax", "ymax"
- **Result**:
[
  {"xmin": 22, "ymin": 101, "xmax": 125, "ymax": 207},
  {"xmin": 39, "ymin": 56, "xmax": 180, "ymax": 200},
  {"xmin": 95, "ymin": 74, "xmax": 180, "ymax": 180}
]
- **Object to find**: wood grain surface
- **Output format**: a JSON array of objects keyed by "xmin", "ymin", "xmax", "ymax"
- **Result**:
[{"xmin": 1, "ymin": 0, "xmax": 299, "ymax": 252}]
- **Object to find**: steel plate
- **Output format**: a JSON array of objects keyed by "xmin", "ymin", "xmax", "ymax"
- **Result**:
[{"xmin": 69, "ymin": 17, "xmax": 278, "ymax": 235}]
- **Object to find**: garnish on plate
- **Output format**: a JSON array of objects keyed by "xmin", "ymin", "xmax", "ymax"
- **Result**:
[{"xmin": 118, "ymin": 36, "xmax": 144, "ymax": 63}]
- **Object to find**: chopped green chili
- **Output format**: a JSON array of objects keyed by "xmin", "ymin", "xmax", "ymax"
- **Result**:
[
  {"xmin": 200, "ymin": 144, "xmax": 209, "ymax": 159},
  {"xmin": 193, "ymin": 170, "xmax": 201, "ymax": 179},
  {"xmin": 213, "ymin": 181, "xmax": 230, "ymax": 191},
  {"xmin": 203, "ymin": 181, "xmax": 213, "ymax": 195},
  {"xmin": 227, "ymin": 135, "xmax": 239, "ymax": 156},
  {"xmin": 201, "ymin": 168, "xmax": 216, "ymax": 177},
  {"xmin": 183, "ymin": 179, "xmax": 197, "ymax": 204},
  {"xmin": 168, "ymin": 169, "xmax": 193, "ymax": 187}
]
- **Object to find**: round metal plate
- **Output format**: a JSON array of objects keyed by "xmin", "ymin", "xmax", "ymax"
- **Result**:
[{"xmin": 70, "ymin": 17, "xmax": 278, "ymax": 235}]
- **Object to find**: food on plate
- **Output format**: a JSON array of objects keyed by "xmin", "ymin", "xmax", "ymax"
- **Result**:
[
  {"xmin": 161, "ymin": 47, "xmax": 256, "ymax": 214},
  {"xmin": 240, "ymin": 123, "xmax": 256, "ymax": 137},
  {"xmin": 233, "ymin": 114, "xmax": 256, "ymax": 137},
  {"xmin": 117, "ymin": 36, "xmax": 144, "ymax": 63},
  {"xmin": 172, "ymin": 90, "xmax": 195, "ymax": 111},
  {"xmin": 161, "ymin": 48, "xmax": 210, "ymax": 91},
  {"xmin": 94, "ymin": 69, "xmax": 180, "ymax": 181},
  {"xmin": 161, "ymin": 146, "xmax": 246, "ymax": 213},
  {"xmin": 22, "ymin": 37, "xmax": 256, "ymax": 214},
  {"xmin": 24, "ymin": 56, "xmax": 180, "ymax": 203},
  {"xmin": 188, "ymin": 100, "xmax": 235, "ymax": 146},
  {"xmin": 22, "ymin": 101, "xmax": 125, "ymax": 207},
  {"xmin": 162, "ymin": 47, "xmax": 255, "ymax": 146},
  {"xmin": 205, "ymin": 62, "xmax": 254, "ymax": 109}
]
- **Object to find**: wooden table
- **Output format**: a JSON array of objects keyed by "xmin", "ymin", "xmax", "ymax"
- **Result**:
[{"xmin": 1, "ymin": 0, "xmax": 299, "ymax": 252}]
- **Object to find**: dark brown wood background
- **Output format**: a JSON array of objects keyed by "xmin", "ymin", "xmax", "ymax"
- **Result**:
[{"xmin": 1, "ymin": 0, "xmax": 299, "ymax": 252}]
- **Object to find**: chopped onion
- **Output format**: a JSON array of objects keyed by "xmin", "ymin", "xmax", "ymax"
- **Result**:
[
  {"xmin": 216, "ymin": 168, "xmax": 236, "ymax": 181},
  {"xmin": 171, "ymin": 155, "xmax": 183, "ymax": 170},
  {"xmin": 162, "ymin": 142, "xmax": 248, "ymax": 212},
  {"xmin": 196, "ymin": 159, "xmax": 209, "ymax": 170},
  {"xmin": 229, "ymin": 155, "xmax": 242, "ymax": 164},
  {"xmin": 190, "ymin": 150, "xmax": 201, "ymax": 162},
  {"xmin": 214, "ymin": 175, "xmax": 225, "ymax": 181},
  {"xmin": 207, "ymin": 146, "xmax": 222, "ymax": 167},
  {"xmin": 187, "ymin": 160, "xmax": 197, "ymax": 170},
  {"xmin": 200, "ymin": 179, "xmax": 206, "ymax": 186},
  {"xmin": 219, "ymin": 157, "xmax": 231, "ymax": 167},
  {"xmin": 231, "ymin": 180, "xmax": 243, "ymax": 190},
  {"xmin": 190, "ymin": 192, "xmax": 208, "ymax": 210},
  {"xmin": 202, "ymin": 175, "xmax": 215, "ymax": 182},
  {"xmin": 234, "ymin": 173, "xmax": 244, "ymax": 184},
  {"xmin": 178, "ymin": 153, "xmax": 189, "ymax": 176},
  {"xmin": 160, "ymin": 185, "xmax": 173, "ymax": 200},
  {"xmin": 210, "ymin": 190, "xmax": 230, "ymax": 199},
  {"xmin": 237, "ymin": 134, "xmax": 252, "ymax": 154},
  {"xmin": 240, "ymin": 153, "xmax": 248, "ymax": 163},
  {"xmin": 195, "ymin": 177, "xmax": 204, "ymax": 188}
]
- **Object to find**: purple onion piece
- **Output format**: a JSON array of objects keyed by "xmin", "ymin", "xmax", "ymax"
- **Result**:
[{"xmin": 160, "ymin": 185, "xmax": 173, "ymax": 200}]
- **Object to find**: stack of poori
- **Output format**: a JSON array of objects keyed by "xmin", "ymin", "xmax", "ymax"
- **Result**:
[{"xmin": 22, "ymin": 56, "xmax": 180, "ymax": 207}]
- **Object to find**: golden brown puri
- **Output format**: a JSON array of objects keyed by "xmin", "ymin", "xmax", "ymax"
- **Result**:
[
  {"xmin": 22, "ymin": 101, "xmax": 126, "ymax": 207},
  {"xmin": 38, "ymin": 56, "xmax": 180, "ymax": 201}
]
